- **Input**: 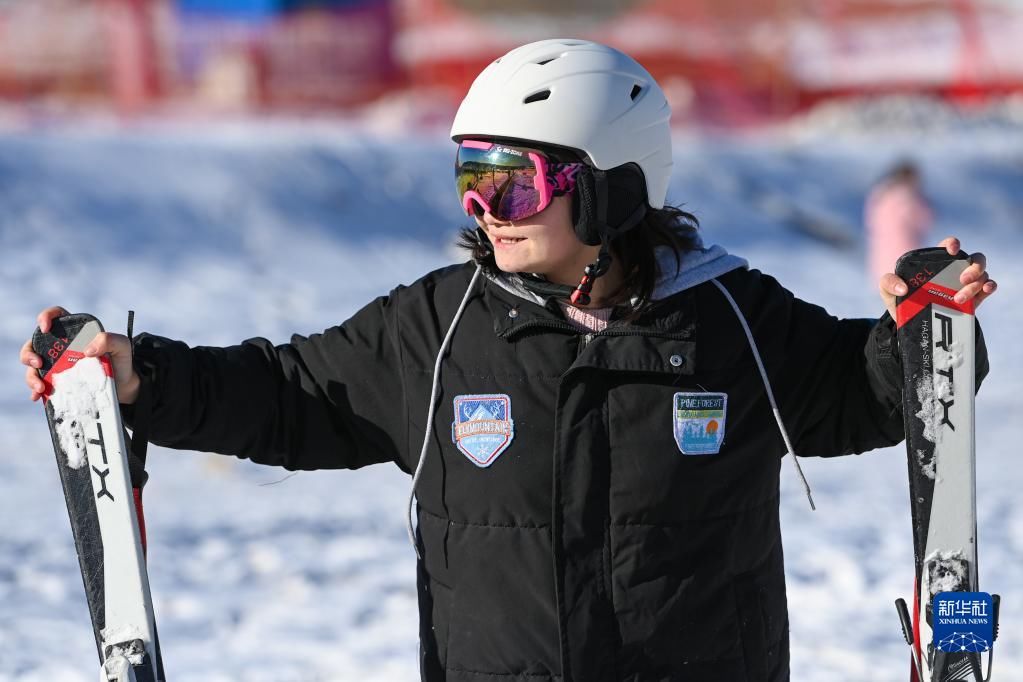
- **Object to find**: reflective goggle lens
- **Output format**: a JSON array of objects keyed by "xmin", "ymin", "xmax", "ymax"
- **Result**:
[{"xmin": 456, "ymin": 141, "xmax": 551, "ymax": 221}]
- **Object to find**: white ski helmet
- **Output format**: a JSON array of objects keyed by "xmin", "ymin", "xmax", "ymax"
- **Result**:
[{"xmin": 450, "ymin": 39, "xmax": 673, "ymax": 209}]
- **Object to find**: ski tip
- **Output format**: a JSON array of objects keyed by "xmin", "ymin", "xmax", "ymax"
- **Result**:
[
  {"xmin": 31, "ymin": 313, "xmax": 107, "ymax": 400},
  {"xmin": 895, "ymin": 246, "xmax": 970, "ymax": 270}
]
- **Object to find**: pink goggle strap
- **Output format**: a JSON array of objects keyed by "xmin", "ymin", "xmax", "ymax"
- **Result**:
[{"xmin": 549, "ymin": 163, "xmax": 582, "ymax": 195}]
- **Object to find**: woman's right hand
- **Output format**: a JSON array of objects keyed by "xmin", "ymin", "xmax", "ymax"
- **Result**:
[{"xmin": 21, "ymin": 306, "xmax": 141, "ymax": 405}]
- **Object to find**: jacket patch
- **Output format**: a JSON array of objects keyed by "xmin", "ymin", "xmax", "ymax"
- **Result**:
[
  {"xmin": 673, "ymin": 392, "xmax": 727, "ymax": 455},
  {"xmin": 451, "ymin": 394, "xmax": 515, "ymax": 467}
]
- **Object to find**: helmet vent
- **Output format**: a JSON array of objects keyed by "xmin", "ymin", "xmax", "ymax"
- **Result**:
[
  {"xmin": 523, "ymin": 90, "xmax": 552, "ymax": 104},
  {"xmin": 630, "ymin": 84, "xmax": 643, "ymax": 100}
]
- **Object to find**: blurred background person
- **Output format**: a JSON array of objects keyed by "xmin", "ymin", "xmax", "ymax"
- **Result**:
[{"xmin": 865, "ymin": 160, "xmax": 934, "ymax": 282}]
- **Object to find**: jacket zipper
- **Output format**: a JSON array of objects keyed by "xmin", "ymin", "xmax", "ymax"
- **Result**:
[
  {"xmin": 579, "ymin": 332, "xmax": 594, "ymax": 356},
  {"xmin": 514, "ymin": 320, "xmax": 658, "ymax": 634}
]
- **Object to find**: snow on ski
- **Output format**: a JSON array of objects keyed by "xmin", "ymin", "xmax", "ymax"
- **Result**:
[
  {"xmin": 33, "ymin": 313, "xmax": 165, "ymax": 682},
  {"xmin": 892, "ymin": 248, "xmax": 998, "ymax": 682}
]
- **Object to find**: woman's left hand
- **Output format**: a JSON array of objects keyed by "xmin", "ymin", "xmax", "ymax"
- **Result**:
[{"xmin": 879, "ymin": 236, "xmax": 997, "ymax": 320}]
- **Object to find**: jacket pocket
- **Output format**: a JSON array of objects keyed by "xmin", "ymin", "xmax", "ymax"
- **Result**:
[{"xmin": 733, "ymin": 572, "xmax": 768, "ymax": 682}]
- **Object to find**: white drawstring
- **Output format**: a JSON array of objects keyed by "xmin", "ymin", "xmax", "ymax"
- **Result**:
[
  {"xmin": 711, "ymin": 279, "xmax": 817, "ymax": 511},
  {"xmin": 407, "ymin": 264, "xmax": 484, "ymax": 557}
]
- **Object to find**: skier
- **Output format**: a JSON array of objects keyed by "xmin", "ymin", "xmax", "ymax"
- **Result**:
[
  {"xmin": 865, "ymin": 159, "xmax": 934, "ymax": 282},
  {"xmin": 21, "ymin": 40, "xmax": 997, "ymax": 681}
]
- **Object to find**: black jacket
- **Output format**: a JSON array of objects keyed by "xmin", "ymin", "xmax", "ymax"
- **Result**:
[{"xmin": 129, "ymin": 260, "xmax": 987, "ymax": 682}]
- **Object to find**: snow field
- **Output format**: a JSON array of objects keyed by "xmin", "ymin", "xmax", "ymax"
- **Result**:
[{"xmin": 0, "ymin": 121, "xmax": 1019, "ymax": 680}]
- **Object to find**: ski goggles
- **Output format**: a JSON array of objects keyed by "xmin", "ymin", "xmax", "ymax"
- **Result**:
[{"xmin": 456, "ymin": 140, "xmax": 584, "ymax": 222}]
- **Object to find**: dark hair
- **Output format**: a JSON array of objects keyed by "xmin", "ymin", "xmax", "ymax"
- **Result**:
[
  {"xmin": 456, "ymin": 204, "xmax": 702, "ymax": 309},
  {"xmin": 887, "ymin": 159, "xmax": 920, "ymax": 184}
]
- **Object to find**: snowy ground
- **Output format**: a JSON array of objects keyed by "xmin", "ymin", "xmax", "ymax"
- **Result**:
[{"xmin": 0, "ymin": 118, "xmax": 1019, "ymax": 681}]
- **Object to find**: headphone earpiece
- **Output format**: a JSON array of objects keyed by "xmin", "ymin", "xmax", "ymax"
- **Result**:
[
  {"xmin": 572, "ymin": 164, "xmax": 649, "ymax": 247},
  {"xmin": 572, "ymin": 166, "xmax": 603, "ymax": 246}
]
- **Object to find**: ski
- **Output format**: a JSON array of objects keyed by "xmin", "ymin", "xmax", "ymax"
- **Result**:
[
  {"xmin": 892, "ymin": 248, "xmax": 998, "ymax": 681},
  {"xmin": 33, "ymin": 313, "xmax": 165, "ymax": 682}
]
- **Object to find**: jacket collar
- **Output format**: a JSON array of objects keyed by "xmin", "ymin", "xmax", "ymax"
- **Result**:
[
  {"xmin": 484, "ymin": 243, "xmax": 747, "ymax": 338},
  {"xmin": 486, "ymin": 242, "xmax": 747, "ymax": 306}
]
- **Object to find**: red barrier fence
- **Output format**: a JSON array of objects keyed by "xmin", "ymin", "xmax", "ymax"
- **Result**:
[
  {"xmin": 0, "ymin": 0, "xmax": 1019, "ymax": 123},
  {"xmin": 397, "ymin": 0, "xmax": 1023, "ymax": 124}
]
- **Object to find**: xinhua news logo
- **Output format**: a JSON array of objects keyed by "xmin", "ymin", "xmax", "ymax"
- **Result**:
[{"xmin": 932, "ymin": 592, "xmax": 995, "ymax": 653}]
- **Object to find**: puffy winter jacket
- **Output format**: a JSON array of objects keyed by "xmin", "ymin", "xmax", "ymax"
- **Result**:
[{"xmin": 127, "ymin": 247, "xmax": 987, "ymax": 682}]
